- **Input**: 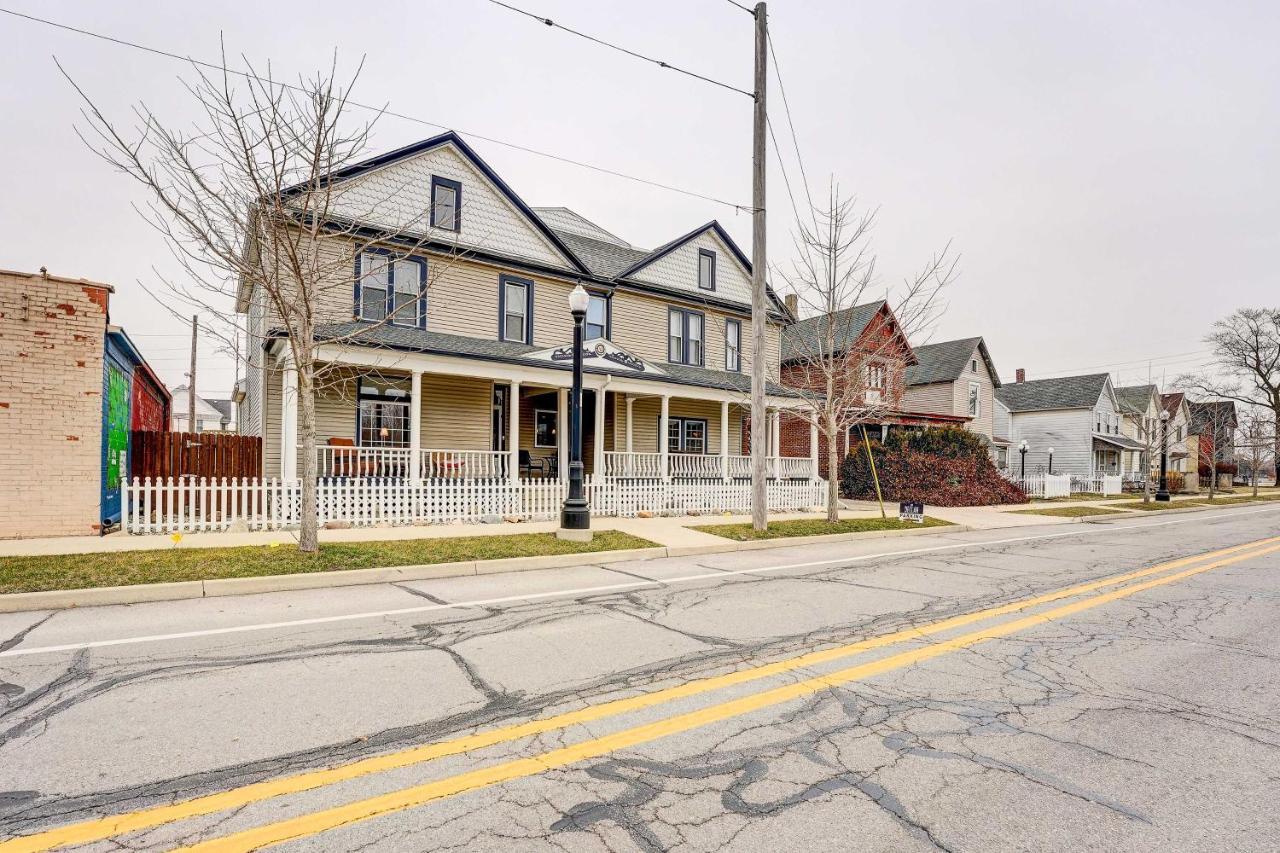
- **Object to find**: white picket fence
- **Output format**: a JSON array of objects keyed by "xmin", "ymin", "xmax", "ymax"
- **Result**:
[
  {"xmin": 1011, "ymin": 473, "xmax": 1073, "ymax": 498},
  {"xmin": 1071, "ymin": 474, "xmax": 1123, "ymax": 496},
  {"xmin": 123, "ymin": 476, "xmax": 828, "ymax": 534}
]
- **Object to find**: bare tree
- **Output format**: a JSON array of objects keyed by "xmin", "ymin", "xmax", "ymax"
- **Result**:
[
  {"xmin": 1235, "ymin": 407, "xmax": 1276, "ymax": 497},
  {"xmin": 1187, "ymin": 399, "xmax": 1237, "ymax": 500},
  {"xmin": 63, "ymin": 50, "xmax": 473, "ymax": 552},
  {"xmin": 1177, "ymin": 308, "xmax": 1280, "ymax": 481},
  {"xmin": 778, "ymin": 184, "xmax": 956, "ymax": 522}
]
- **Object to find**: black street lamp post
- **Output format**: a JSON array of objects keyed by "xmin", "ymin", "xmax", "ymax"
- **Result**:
[
  {"xmin": 559, "ymin": 285, "xmax": 592, "ymax": 540},
  {"xmin": 1048, "ymin": 446, "xmax": 1055, "ymax": 475},
  {"xmin": 1155, "ymin": 409, "xmax": 1171, "ymax": 502},
  {"xmin": 1019, "ymin": 439, "xmax": 1029, "ymax": 479}
]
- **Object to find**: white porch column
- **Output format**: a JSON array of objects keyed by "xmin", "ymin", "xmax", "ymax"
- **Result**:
[
  {"xmin": 409, "ymin": 370, "xmax": 422, "ymax": 484},
  {"xmin": 509, "ymin": 380, "xmax": 521, "ymax": 482},
  {"xmin": 557, "ymin": 387, "xmax": 569, "ymax": 482},
  {"xmin": 810, "ymin": 420, "xmax": 820, "ymax": 481},
  {"xmin": 593, "ymin": 388, "xmax": 606, "ymax": 480},
  {"xmin": 770, "ymin": 409, "xmax": 781, "ymax": 480},
  {"xmin": 659, "ymin": 394, "xmax": 671, "ymax": 482},
  {"xmin": 625, "ymin": 395, "xmax": 635, "ymax": 453},
  {"xmin": 720, "ymin": 400, "xmax": 730, "ymax": 482},
  {"xmin": 281, "ymin": 365, "xmax": 298, "ymax": 480}
]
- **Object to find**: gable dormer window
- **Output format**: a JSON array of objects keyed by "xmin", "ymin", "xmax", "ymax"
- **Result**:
[
  {"xmin": 698, "ymin": 249, "xmax": 716, "ymax": 291},
  {"xmin": 430, "ymin": 176, "xmax": 461, "ymax": 231},
  {"xmin": 357, "ymin": 251, "xmax": 426, "ymax": 327}
]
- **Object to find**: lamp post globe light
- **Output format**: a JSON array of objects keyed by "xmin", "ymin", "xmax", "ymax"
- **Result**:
[
  {"xmin": 558, "ymin": 284, "xmax": 593, "ymax": 541},
  {"xmin": 1155, "ymin": 409, "xmax": 1171, "ymax": 502},
  {"xmin": 1019, "ymin": 439, "xmax": 1029, "ymax": 478},
  {"xmin": 1047, "ymin": 446, "xmax": 1055, "ymax": 475}
]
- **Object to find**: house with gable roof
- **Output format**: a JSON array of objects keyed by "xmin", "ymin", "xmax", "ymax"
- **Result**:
[
  {"xmin": 236, "ymin": 131, "xmax": 817, "ymax": 501},
  {"xmin": 901, "ymin": 336, "xmax": 1008, "ymax": 459}
]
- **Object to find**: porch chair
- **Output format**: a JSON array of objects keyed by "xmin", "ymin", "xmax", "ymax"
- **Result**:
[
  {"xmin": 519, "ymin": 450, "xmax": 544, "ymax": 478},
  {"xmin": 327, "ymin": 437, "xmax": 376, "ymax": 478}
]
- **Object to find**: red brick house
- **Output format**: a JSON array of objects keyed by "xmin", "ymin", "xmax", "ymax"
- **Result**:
[{"xmin": 774, "ymin": 300, "xmax": 968, "ymax": 478}]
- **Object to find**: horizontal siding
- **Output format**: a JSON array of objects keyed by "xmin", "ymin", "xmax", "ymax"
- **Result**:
[
  {"xmin": 1006, "ymin": 408, "xmax": 1093, "ymax": 474},
  {"xmin": 901, "ymin": 382, "xmax": 953, "ymax": 416},
  {"xmin": 422, "ymin": 374, "xmax": 493, "ymax": 450}
]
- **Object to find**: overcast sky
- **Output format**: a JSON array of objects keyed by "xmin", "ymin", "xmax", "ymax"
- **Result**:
[{"xmin": 2, "ymin": 0, "xmax": 1276, "ymax": 398}]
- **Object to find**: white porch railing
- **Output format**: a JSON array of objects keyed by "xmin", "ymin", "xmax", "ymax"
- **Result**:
[
  {"xmin": 420, "ymin": 449, "xmax": 508, "ymax": 480},
  {"xmin": 602, "ymin": 451, "xmax": 664, "ymax": 479},
  {"xmin": 123, "ymin": 475, "xmax": 829, "ymax": 534},
  {"xmin": 669, "ymin": 454, "xmax": 723, "ymax": 480},
  {"xmin": 314, "ymin": 446, "xmax": 413, "ymax": 479},
  {"xmin": 603, "ymin": 451, "xmax": 816, "ymax": 481}
]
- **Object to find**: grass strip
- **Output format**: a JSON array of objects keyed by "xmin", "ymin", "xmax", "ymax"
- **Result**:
[
  {"xmin": 692, "ymin": 516, "xmax": 951, "ymax": 541},
  {"xmin": 0, "ymin": 531, "xmax": 657, "ymax": 596},
  {"xmin": 1011, "ymin": 506, "xmax": 1128, "ymax": 518}
]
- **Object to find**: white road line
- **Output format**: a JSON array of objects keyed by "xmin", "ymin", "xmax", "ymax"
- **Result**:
[{"xmin": 2, "ymin": 506, "xmax": 1277, "ymax": 659}]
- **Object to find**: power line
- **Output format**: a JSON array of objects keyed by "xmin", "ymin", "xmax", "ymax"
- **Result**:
[
  {"xmin": 482, "ymin": 0, "xmax": 754, "ymax": 98},
  {"xmin": 723, "ymin": 0, "xmax": 756, "ymax": 14},
  {"xmin": 766, "ymin": 29, "xmax": 815, "ymax": 220},
  {"xmin": 0, "ymin": 5, "xmax": 754, "ymax": 212}
]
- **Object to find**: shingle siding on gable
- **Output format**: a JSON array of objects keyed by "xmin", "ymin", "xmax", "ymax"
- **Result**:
[
  {"xmin": 629, "ymin": 230, "xmax": 752, "ymax": 307},
  {"xmin": 326, "ymin": 144, "xmax": 571, "ymax": 269}
]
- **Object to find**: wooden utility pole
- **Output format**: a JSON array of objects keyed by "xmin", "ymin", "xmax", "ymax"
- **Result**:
[
  {"xmin": 750, "ymin": 1, "xmax": 769, "ymax": 531},
  {"xmin": 187, "ymin": 314, "xmax": 198, "ymax": 430}
]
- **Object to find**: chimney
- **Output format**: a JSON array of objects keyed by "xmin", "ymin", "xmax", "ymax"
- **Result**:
[
  {"xmin": 1015, "ymin": 368, "xmax": 1026, "ymax": 383},
  {"xmin": 784, "ymin": 293, "xmax": 799, "ymax": 316}
]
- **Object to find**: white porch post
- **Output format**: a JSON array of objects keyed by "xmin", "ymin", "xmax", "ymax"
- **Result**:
[
  {"xmin": 809, "ymin": 419, "xmax": 819, "ymax": 481},
  {"xmin": 593, "ymin": 388, "xmax": 606, "ymax": 481},
  {"xmin": 409, "ymin": 370, "xmax": 422, "ymax": 484},
  {"xmin": 625, "ymin": 395, "xmax": 635, "ymax": 452},
  {"xmin": 720, "ymin": 400, "xmax": 730, "ymax": 482},
  {"xmin": 770, "ymin": 409, "xmax": 781, "ymax": 479},
  {"xmin": 281, "ymin": 365, "xmax": 298, "ymax": 480},
  {"xmin": 557, "ymin": 387, "xmax": 569, "ymax": 481},
  {"xmin": 509, "ymin": 380, "xmax": 521, "ymax": 482},
  {"xmin": 659, "ymin": 394, "xmax": 671, "ymax": 482}
]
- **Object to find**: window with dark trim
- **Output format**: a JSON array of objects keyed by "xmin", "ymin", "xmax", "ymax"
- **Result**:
[
  {"xmin": 586, "ymin": 293, "xmax": 609, "ymax": 340},
  {"xmin": 698, "ymin": 249, "xmax": 716, "ymax": 291},
  {"xmin": 665, "ymin": 417, "xmax": 708, "ymax": 453},
  {"xmin": 499, "ymin": 275, "xmax": 534, "ymax": 344},
  {"xmin": 430, "ymin": 176, "xmax": 461, "ymax": 231},
  {"xmin": 356, "ymin": 251, "xmax": 426, "ymax": 328},
  {"xmin": 667, "ymin": 308, "xmax": 704, "ymax": 366},
  {"xmin": 534, "ymin": 409, "xmax": 558, "ymax": 448},
  {"xmin": 357, "ymin": 382, "xmax": 411, "ymax": 448},
  {"xmin": 725, "ymin": 318, "xmax": 741, "ymax": 372}
]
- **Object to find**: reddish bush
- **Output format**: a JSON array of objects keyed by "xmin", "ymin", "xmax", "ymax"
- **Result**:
[
  {"xmin": 1198, "ymin": 462, "xmax": 1238, "ymax": 476},
  {"xmin": 840, "ymin": 428, "xmax": 1028, "ymax": 506}
]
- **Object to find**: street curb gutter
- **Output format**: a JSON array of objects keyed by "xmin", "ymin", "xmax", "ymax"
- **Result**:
[{"xmin": 0, "ymin": 524, "xmax": 968, "ymax": 614}]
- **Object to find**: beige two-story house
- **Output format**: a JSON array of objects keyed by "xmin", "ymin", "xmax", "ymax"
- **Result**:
[
  {"xmin": 237, "ymin": 132, "xmax": 812, "ymax": 491},
  {"xmin": 901, "ymin": 337, "xmax": 1009, "ymax": 458}
]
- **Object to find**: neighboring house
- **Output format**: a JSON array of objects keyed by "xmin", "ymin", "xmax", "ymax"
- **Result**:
[
  {"xmin": 776, "ymin": 302, "xmax": 970, "ymax": 477},
  {"xmin": 1160, "ymin": 392, "xmax": 1196, "ymax": 480},
  {"xmin": 901, "ymin": 336, "xmax": 1007, "ymax": 458},
  {"xmin": 1188, "ymin": 400, "xmax": 1238, "ymax": 479},
  {"xmin": 170, "ymin": 385, "xmax": 235, "ymax": 433},
  {"xmin": 0, "ymin": 267, "xmax": 169, "ymax": 537},
  {"xmin": 237, "ymin": 131, "xmax": 811, "ymax": 490},
  {"xmin": 1114, "ymin": 384, "xmax": 1163, "ymax": 477},
  {"xmin": 995, "ymin": 370, "xmax": 1143, "ymax": 476},
  {"xmin": 993, "ymin": 398, "xmax": 1014, "ymax": 469}
]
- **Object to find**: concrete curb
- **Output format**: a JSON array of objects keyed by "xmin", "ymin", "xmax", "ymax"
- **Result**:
[
  {"xmin": 1083, "ymin": 499, "xmax": 1280, "ymax": 522},
  {"xmin": 0, "ymin": 525, "xmax": 968, "ymax": 614}
]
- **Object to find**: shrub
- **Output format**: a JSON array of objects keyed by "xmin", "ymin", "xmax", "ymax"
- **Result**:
[
  {"xmin": 840, "ymin": 427, "xmax": 1028, "ymax": 506},
  {"xmin": 1198, "ymin": 462, "xmax": 1239, "ymax": 476}
]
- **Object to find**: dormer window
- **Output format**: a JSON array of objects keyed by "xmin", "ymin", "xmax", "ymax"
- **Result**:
[
  {"xmin": 698, "ymin": 249, "xmax": 716, "ymax": 291},
  {"xmin": 971, "ymin": 358, "xmax": 978, "ymax": 372},
  {"xmin": 430, "ymin": 176, "xmax": 461, "ymax": 231}
]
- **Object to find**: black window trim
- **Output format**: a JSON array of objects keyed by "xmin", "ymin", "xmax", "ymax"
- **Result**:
[
  {"xmin": 585, "ymin": 290, "xmax": 611, "ymax": 340},
  {"xmin": 667, "ymin": 307, "xmax": 706, "ymax": 367},
  {"xmin": 533, "ymin": 408, "xmax": 558, "ymax": 448},
  {"xmin": 498, "ymin": 274, "xmax": 535, "ymax": 344},
  {"xmin": 354, "ymin": 249, "xmax": 427, "ymax": 329},
  {"xmin": 725, "ymin": 317, "xmax": 741, "ymax": 372},
  {"xmin": 430, "ymin": 175, "xmax": 462, "ymax": 232},
  {"xmin": 663, "ymin": 416, "xmax": 710, "ymax": 454},
  {"xmin": 698, "ymin": 248, "xmax": 717, "ymax": 292}
]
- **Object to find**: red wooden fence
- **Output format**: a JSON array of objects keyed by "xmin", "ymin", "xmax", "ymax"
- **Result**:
[{"xmin": 130, "ymin": 431, "xmax": 262, "ymax": 481}]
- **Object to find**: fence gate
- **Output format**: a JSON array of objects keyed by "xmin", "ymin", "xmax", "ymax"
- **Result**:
[{"xmin": 130, "ymin": 431, "xmax": 262, "ymax": 481}]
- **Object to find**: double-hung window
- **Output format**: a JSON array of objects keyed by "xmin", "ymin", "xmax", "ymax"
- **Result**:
[
  {"xmin": 667, "ymin": 417, "xmax": 707, "ymax": 454},
  {"xmin": 500, "ymin": 275, "xmax": 533, "ymax": 344},
  {"xmin": 698, "ymin": 249, "xmax": 716, "ymax": 291},
  {"xmin": 668, "ymin": 308, "xmax": 704, "ymax": 366},
  {"xmin": 534, "ymin": 409, "xmax": 558, "ymax": 448},
  {"xmin": 358, "ymin": 252, "xmax": 425, "ymax": 327},
  {"xmin": 968, "ymin": 382, "xmax": 980, "ymax": 417},
  {"xmin": 725, "ymin": 318, "xmax": 741, "ymax": 372},
  {"xmin": 864, "ymin": 363, "xmax": 885, "ymax": 404},
  {"xmin": 586, "ymin": 293, "xmax": 608, "ymax": 340},
  {"xmin": 430, "ymin": 176, "xmax": 461, "ymax": 231}
]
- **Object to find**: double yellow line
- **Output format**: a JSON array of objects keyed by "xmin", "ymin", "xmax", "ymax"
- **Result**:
[{"xmin": 6, "ymin": 536, "xmax": 1278, "ymax": 853}]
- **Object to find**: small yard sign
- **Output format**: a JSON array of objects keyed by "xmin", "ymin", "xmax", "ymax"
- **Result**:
[{"xmin": 899, "ymin": 501, "xmax": 925, "ymax": 524}]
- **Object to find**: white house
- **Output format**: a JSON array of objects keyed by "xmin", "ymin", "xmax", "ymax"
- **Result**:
[
  {"xmin": 996, "ymin": 371, "xmax": 1143, "ymax": 476},
  {"xmin": 170, "ymin": 385, "xmax": 235, "ymax": 433}
]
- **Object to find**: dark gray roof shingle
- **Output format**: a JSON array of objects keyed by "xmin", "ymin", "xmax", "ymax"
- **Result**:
[
  {"xmin": 905, "ymin": 337, "xmax": 999, "ymax": 387},
  {"xmin": 550, "ymin": 230, "xmax": 651, "ymax": 279},
  {"xmin": 995, "ymin": 373, "xmax": 1110, "ymax": 412},
  {"xmin": 297, "ymin": 323, "xmax": 799, "ymax": 397},
  {"xmin": 780, "ymin": 301, "xmax": 885, "ymax": 362},
  {"xmin": 1114, "ymin": 384, "xmax": 1157, "ymax": 415}
]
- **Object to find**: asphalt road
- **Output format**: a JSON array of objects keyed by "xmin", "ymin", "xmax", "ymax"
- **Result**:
[{"xmin": 2, "ymin": 505, "xmax": 1279, "ymax": 852}]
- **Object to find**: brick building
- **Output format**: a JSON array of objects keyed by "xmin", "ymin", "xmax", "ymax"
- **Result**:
[{"xmin": 0, "ymin": 268, "xmax": 168, "ymax": 538}]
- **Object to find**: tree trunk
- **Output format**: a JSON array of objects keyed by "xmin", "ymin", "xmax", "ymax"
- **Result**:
[
  {"xmin": 825, "ymin": 411, "xmax": 839, "ymax": 523},
  {"xmin": 296, "ymin": 361, "xmax": 319, "ymax": 554}
]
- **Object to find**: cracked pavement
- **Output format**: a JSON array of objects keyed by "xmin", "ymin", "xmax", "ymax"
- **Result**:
[{"xmin": 1, "ymin": 507, "xmax": 1278, "ymax": 851}]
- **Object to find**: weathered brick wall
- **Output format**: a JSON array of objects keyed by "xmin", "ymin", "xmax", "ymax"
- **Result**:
[{"xmin": 0, "ymin": 269, "xmax": 111, "ymax": 538}]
